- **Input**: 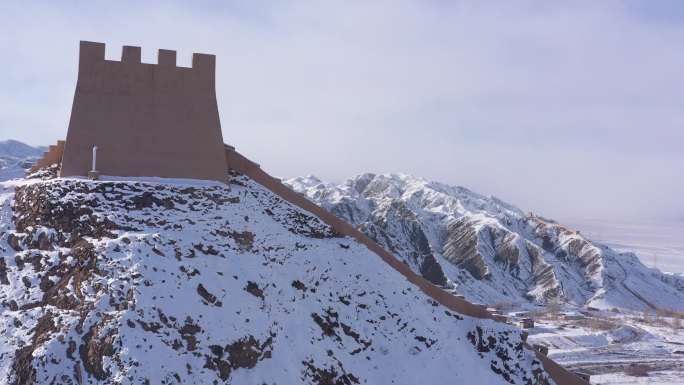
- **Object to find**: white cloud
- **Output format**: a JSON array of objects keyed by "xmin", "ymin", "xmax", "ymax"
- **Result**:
[{"xmin": 0, "ymin": 1, "xmax": 682, "ymax": 220}]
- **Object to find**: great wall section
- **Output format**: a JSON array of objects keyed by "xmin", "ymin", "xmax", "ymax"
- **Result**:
[{"xmin": 27, "ymin": 41, "xmax": 588, "ymax": 385}]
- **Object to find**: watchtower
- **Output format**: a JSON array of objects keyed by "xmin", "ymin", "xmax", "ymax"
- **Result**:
[{"xmin": 59, "ymin": 41, "xmax": 227, "ymax": 181}]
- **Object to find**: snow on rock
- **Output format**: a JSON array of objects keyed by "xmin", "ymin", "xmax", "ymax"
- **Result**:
[
  {"xmin": 0, "ymin": 175, "xmax": 552, "ymax": 385},
  {"xmin": 286, "ymin": 173, "xmax": 684, "ymax": 312}
]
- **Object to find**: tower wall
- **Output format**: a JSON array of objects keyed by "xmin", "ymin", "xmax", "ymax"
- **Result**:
[{"xmin": 60, "ymin": 41, "xmax": 227, "ymax": 181}]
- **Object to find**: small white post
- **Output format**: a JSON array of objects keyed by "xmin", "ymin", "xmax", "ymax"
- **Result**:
[
  {"xmin": 88, "ymin": 145, "xmax": 100, "ymax": 180},
  {"xmin": 91, "ymin": 145, "xmax": 98, "ymax": 172}
]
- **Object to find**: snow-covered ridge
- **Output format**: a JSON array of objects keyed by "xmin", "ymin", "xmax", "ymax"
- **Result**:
[
  {"xmin": 286, "ymin": 173, "xmax": 684, "ymax": 312},
  {"xmin": 0, "ymin": 140, "xmax": 45, "ymax": 182},
  {"xmin": 0, "ymin": 175, "xmax": 553, "ymax": 384},
  {"xmin": 0, "ymin": 140, "xmax": 44, "ymax": 159}
]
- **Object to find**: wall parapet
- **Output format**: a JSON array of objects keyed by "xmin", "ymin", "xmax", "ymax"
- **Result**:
[{"xmin": 78, "ymin": 40, "xmax": 215, "ymax": 74}]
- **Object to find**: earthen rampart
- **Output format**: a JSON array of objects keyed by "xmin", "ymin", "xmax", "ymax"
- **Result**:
[{"xmin": 224, "ymin": 145, "xmax": 588, "ymax": 385}]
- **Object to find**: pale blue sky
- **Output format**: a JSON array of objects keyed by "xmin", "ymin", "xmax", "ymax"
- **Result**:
[{"xmin": 1, "ymin": 1, "xmax": 683, "ymax": 221}]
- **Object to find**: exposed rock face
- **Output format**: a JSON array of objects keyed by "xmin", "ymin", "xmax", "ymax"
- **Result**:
[
  {"xmin": 357, "ymin": 199, "xmax": 449, "ymax": 287},
  {"xmin": 287, "ymin": 173, "xmax": 684, "ymax": 311},
  {"xmin": 0, "ymin": 176, "xmax": 550, "ymax": 385},
  {"xmin": 443, "ymin": 217, "xmax": 490, "ymax": 280}
]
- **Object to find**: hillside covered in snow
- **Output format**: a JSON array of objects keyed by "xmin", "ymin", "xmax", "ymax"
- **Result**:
[
  {"xmin": 0, "ymin": 172, "xmax": 555, "ymax": 385},
  {"xmin": 286, "ymin": 174, "xmax": 684, "ymax": 312},
  {"xmin": 0, "ymin": 140, "xmax": 44, "ymax": 181}
]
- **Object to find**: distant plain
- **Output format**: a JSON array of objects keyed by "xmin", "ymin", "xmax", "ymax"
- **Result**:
[{"xmin": 566, "ymin": 218, "xmax": 684, "ymax": 274}]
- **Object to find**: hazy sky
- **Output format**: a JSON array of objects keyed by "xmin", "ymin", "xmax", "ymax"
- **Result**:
[{"xmin": 1, "ymin": 1, "xmax": 683, "ymax": 221}]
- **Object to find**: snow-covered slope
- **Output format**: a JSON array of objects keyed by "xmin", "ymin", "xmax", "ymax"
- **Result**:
[
  {"xmin": 0, "ymin": 173, "xmax": 552, "ymax": 385},
  {"xmin": 286, "ymin": 174, "xmax": 684, "ymax": 312},
  {"xmin": 0, "ymin": 140, "xmax": 44, "ymax": 181}
]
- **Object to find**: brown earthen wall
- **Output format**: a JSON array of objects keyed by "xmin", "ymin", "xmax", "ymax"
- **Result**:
[
  {"xmin": 225, "ymin": 146, "xmax": 588, "ymax": 385},
  {"xmin": 60, "ymin": 41, "xmax": 227, "ymax": 181},
  {"xmin": 29, "ymin": 141, "xmax": 65, "ymax": 173},
  {"xmin": 226, "ymin": 146, "xmax": 496, "ymax": 319},
  {"xmin": 530, "ymin": 344, "xmax": 589, "ymax": 385}
]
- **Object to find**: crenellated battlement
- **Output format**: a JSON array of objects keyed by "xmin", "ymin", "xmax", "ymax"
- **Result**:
[{"xmin": 78, "ymin": 40, "xmax": 215, "ymax": 73}]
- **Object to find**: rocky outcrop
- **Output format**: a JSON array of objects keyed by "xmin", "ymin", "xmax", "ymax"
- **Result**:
[{"xmin": 443, "ymin": 218, "xmax": 490, "ymax": 280}]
